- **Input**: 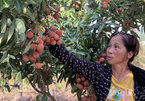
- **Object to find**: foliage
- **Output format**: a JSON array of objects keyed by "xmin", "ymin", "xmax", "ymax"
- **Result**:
[
  {"xmin": 0, "ymin": 0, "xmax": 145, "ymax": 101},
  {"xmin": 133, "ymin": 34, "xmax": 145, "ymax": 70}
]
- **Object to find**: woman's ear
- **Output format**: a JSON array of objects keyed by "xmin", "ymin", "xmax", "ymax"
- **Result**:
[{"xmin": 128, "ymin": 51, "xmax": 134, "ymax": 59}]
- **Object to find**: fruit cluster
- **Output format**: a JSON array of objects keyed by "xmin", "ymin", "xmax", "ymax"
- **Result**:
[
  {"xmin": 75, "ymin": 73, "xmax": 96, "ymax": 100},
  {"xmin": 100, "ymin": 0, "xmax": 111, "ymax": 9},
  {"xmin": 47, "ymin": 26, "xmax": 63, "ymax": 45},
  {"xmin": 22, "ymin": 25, "xmax": 63, "ymax": 69},
  {"xmin": 22, "ymin": 5, "xmax": 64, "ymax": 69},
  {"xmin": 96, "ymin": 53, "xmax": 107, "ymax": 64},
  {"xmin": 45, "ymin": 6, "xmax": 60, "ymax": 20},
  {"xmin": 81, "ymin": 93, "xmax": 96, "ymax": 101},
  {"xmin": 72, "ymin": 1, "xmax": 81, "ymax": 9},
  {"xmin": 76, "ymin": 76, "xmax": 89, "ymax": 90}
]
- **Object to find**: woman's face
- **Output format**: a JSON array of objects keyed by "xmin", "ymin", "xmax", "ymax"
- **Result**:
[{"xmin": 106, "ymin": 35, "xmax": 129, "ymax": 65}]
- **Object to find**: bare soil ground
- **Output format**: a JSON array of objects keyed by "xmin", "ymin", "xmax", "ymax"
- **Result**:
[{"xmin": 0, "ymin": 81, "xmax": 78, "ymax": 101}]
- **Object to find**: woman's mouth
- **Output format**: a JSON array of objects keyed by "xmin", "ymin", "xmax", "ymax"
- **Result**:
[{"xmin": 107, "ymin": 56, "xmax": 112, "ymax": 60}]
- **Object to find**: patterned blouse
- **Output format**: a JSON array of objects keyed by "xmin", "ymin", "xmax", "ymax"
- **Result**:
[{"xmin": 49, "ymin": 44, "xmax": 145, "ymax": 101}]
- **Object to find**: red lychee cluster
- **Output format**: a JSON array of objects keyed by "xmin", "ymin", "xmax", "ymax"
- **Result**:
[
  {"xmin": 81, "ymin": 93, "xmax": 96, "ymax": 101},
  {"xmin": 22, "ymin": 25, "xmax": 63, "ymax": 69},
  {"xmin": 46, "ymin": 25, "xmax": 63, "ymax": 46},
  {"xmin": 96, "ymin": 53, "xmax": 107, "ymax": 64},
  {"xmin": 72, "ymin": 1, "xmax": 81, "ymax": 9},
  {"xmin": 75, "ymin": 73, "xmax": 96, "ymax": 101},
  {"xmin": 100, "ymin": 0, "xmax": 111, "ymax": 9},
  {"xmin": 76, "ymin": 74, "xmax": 89, "ymax": 91},
  {"xmin": 23, "ymin": 30, "xmax": 45, "ymax": 69},
  {"xmin": 45, "ymin": 6, "xmax": 60, "ymax": 20}
]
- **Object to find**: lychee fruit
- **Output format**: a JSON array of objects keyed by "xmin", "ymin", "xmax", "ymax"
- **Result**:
[
  {"xmin": 76, "ymin": 78, "xmax": 81, "ymax": 83},
  {"xmin": 35, "ymin": 62, "xmax": 42, "ymax": 69},
  {"xmin": 102, "ymin": 53, "xmax": 107, "ymax": 58},
  {"xmin": 29, "ymin": 55, "xmax": 36, "ymax": 62},
  {"xmin": 53, "ymin": 13, "xmax": 60, "ymax": 19},
  {"xmin": 50, "ymin": 26, "xmax": 56, "ymax": 32},
  {"xmin": 45, "ymin": 36, "xmax": 50, "ymax": 45},
  {"xmin": 37, "ymin": 43, "xmax": 44, "ymax": 53},
  {"xmin": 77, "ymin": 84, "xmax": 84, "ymax": 90},
  {"xmin": 103, "ymin": 2, "xmax": 108, "ymax": 9},
  {"xmin": 54, "ymin": 34, "xmax": 59, "ymax": 41},
  {"xmin": 50, "ymin": 37, "xmax": 55, "ymax": 41},
  {"xmin": 100, "ymin": 57, "xmax": 105, "ymax": 63},
  {"xmin": 45, "ymin": 8, "xmax": 51, "ymax": 15},
  {"xmin": 49, "ymin": 31, "xmax": 55, "ymax": 38},
  {"xmin": 56, "ymin": 29, "xmax": 63, "ymax": 37},
  {"xmin": 27, "ymin": 31, "xmax": 34, "ymax": 39},
  {"xmin": 42, "ymin": 35, "xmax": 46, "ymax": 41},
  {"xmin": 54, "ymin": 6, "xmax": 60, "ymax": 13},
  {"xmin": 57, "ymin": 39, "xmax": 62, "ymax": 45},
  {"xmin": 83, "ymin": 80, "xmax": 89, "ymax": 86},
  {"xmin": 30, "ymin": 43, "xmax": 36, "ymax": 50},
  {"xmin": 22, "ymin": 54, "xmax": 29, "ymax": 62},
  {"xmin": 33, "ymin": 51, "xmax": 39, "ymax": 59},
  {"xmin": 51, "ymin": 40, "xmax": 56, "ymax": 46},
  {"xmin": 118, "ymin": 8, "xmax": 122, "ymax": 14},
  {"xmin": 81, "ymin": 77, "xmax": 86, "ymax": 81}
]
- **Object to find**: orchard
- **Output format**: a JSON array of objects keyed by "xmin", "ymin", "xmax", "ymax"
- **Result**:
[{"xmin": 0, "ymin": 0, "xmax": 145, "ymax": 101}]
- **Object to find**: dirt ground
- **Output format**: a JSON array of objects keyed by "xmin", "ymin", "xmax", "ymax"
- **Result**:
[{"xmin": 0, "ymin": 81, "xmax": 78, "ymax": 101}]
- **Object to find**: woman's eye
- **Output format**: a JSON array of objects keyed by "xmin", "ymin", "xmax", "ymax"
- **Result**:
[
  {"xmin": 108, "ymin": 45, "xmax": 111, "ymax": 47},
  {"xmin": 115, "ymin": 45, "xmax": 118, "ymax": 48}
]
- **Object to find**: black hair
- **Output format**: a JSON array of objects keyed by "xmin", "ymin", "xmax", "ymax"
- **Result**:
[{"xmin": 111, "ymin": 32, "xmax": 140, "ymax": 63}]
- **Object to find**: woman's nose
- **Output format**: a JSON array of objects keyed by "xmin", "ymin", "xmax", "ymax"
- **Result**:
[{"xmin": 107, "ymin": 47, "xmax": 113, "ymax": 54}]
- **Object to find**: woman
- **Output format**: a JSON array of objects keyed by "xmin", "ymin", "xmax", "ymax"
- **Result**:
[{"xmin": 48, "ymin": 32, "xmax": 145, "ymax": 101}]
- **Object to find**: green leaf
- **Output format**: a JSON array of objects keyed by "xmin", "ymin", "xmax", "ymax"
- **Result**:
[
  {"xmin": 1, "ymin": 11, "xmax": 7, "ymax": 33},
  {"xmin": 2, "ymin": 0, "xmax": 12, "ymax": 8},
  {"xmin": 0, "ymin": 51, "xmax": 7, "ymax": 63},
  {"xmin": 0, "ymin": 41, "xmax": 13, "ymax": 62},
  {"xmin": 7, "ymin": 18, "xmax": 12, "ymax": 26},
  {"xmin": 48, "ymin": 5, "xmax": 57, "ymax": 12},
  {"xmin": 34, "ymin": 0, "xmax": 42, "ymax": 4},
  {"xmin": 36, "ymin": 95, "xmax": 40, "ymax": 101},
  {"xmin": 19, "ymin": 32, "xmax": 26, "ymax": 42},
  {"xmin": 23, "ymin": 38, "xmax": 33, "ymax": 54},
  {"xmin": 14, "ymin": 0, "xmax": 23, "ymax": 13},
  {"xmin": 0, "ymin": 67, "xmax": 6, "ymax": 69},
  {"xmin": 7, "ymin": 20, "xmax": 15, "ymax": 43},
  {"xmin": 26, "ymin": 0, "xmax": 36, "ymax": 4},
  {"xmin": 14, "ymin": 32, "xmax": 19, "ymax": 42},
  {"xmin": 7, "ymin": 67, "xmax": 11, "ymax": 79},
  {"xmin": 15, "ymin": 18, "xmax": 26, "ymax": 34},
  {"xmin": 9, "ymin": 58, "xmax": 19, "ymax": 71},
  {"xmin": 0, "ymin": 34, "xmax": 3, "ymax": 45},
  {"xmin": 107, "ymin": 22, "xmax": 119, "ymax": 27},
  {"xmin": 15, "ymin": 18, "xmax": 26, "ymax": 42},
  {"xmin": 98, "ymin": 23, "xmax": 105, "ymax": 34},
  {"xmin": 42, "ymin": 95, "xmax": 47, "ymax": 101},
  {"xmin": 42, "ymin": 0, "xmax": 46, "ymax": 12},
  {"xmin": 38, "ymin": 29, "xmax": 43, "ymax": 38},
  {"xmin": 71, "ymin": 85, "xmax": 78, "ymax": 93}
]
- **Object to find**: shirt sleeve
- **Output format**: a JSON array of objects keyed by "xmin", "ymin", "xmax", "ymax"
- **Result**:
[{"xmin": 48, "ymin": 44, "xmax": 104, "ymax": 82}]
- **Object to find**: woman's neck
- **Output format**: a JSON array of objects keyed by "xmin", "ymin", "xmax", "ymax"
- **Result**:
[{"xmin": 111, "ymin": 63, "xmax": 131, "ymax": 82}]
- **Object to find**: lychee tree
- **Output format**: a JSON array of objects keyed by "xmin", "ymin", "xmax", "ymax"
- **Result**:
[
  {"xmin": 0, "ymin": 0, "xmax": 145, "ymax": 101},
  {"xmin": 59, "ymin": 0, "xmax": 145, "ymax": 100}
]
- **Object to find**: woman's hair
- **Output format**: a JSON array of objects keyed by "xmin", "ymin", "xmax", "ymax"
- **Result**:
[{"xmin": 111, "ymin": 32, "xmax": 140, "ymax": 63}]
